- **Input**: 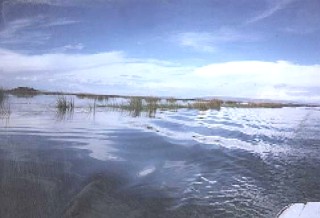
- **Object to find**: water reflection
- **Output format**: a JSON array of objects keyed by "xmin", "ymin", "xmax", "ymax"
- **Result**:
[
  {"xmin": 55, "ymin": 108, "xmax": 74, "ymax": 121},
  {"xmin": 1, "ymin": 95, "xmax": 320, "ymax": 217},
  {"xmin": 55, "ymin": 96, "xmax": 75, "ymax": 121},
  {"xmin": 0, "ymin": 94, "xmax": 11, "ymax": 123}
]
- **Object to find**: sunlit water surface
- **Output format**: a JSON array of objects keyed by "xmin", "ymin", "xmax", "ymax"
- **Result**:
[{"xmin": 1, "ymin": 95, "xmax": 320, "ymax": 217}]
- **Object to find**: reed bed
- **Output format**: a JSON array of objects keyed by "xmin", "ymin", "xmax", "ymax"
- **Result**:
[
  {"xmin": 223, "ymin": 102, "xmax": 285, "ymax": 108},
  {"xmin": 76, "ymin": 94, "xmax": 110, "ymax": 102},
  {"xmin": 102, "ymin": 96, "xmax": 179, "ymax": 117},
  {"xmin": 101, "ymin": 96, "xmax": 223, "ymax": 117},
  {"xmin": 188, "ymin": 99, "xmax": 222, "ymax": 111}
]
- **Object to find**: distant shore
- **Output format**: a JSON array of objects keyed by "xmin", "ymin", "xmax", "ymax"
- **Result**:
[{"xmin": 3, "ymin": 86, "xmax": 319, "ymax": 109}]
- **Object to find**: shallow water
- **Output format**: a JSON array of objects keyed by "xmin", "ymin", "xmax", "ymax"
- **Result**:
[{"xmin": 1, "ymin": 95, "xmax": 320, "ymax": 217}]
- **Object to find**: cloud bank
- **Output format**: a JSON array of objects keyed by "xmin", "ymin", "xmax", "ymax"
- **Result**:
[{"xmin": 0, "ymin": 48, "xmax": 319, "ymax": 102}]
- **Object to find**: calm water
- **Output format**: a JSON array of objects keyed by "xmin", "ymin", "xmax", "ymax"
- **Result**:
[{"xmin": 1, "ymin": 95, "xmax": 320, "ymax": 218}]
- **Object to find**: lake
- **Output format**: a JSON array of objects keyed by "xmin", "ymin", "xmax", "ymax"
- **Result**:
[{"xmin": 1, "ymin": 95, "xmax": 320, "ymax": 218}]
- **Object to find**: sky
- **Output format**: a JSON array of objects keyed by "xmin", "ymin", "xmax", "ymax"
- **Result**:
[{"xmin": 0, "ymin": 0, "xmax": 319, "ymax": 102}]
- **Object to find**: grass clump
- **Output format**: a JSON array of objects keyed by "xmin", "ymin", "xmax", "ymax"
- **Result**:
[
  {"xmin": 0, "ymin": 88, "xmax": 11, "ymax": 117},
  {"xmin": 56, "ymin": 96, "xmax": 74, "ymax": 112},
  {"xmin": 127, "ymin": 97, "xmax": 143, "ymax": 117},
  {"xmin": 0, "ymin": 88, "xmax": 6, "ymax": 105},
  {"xmin": 145, "ymin": 97, "xmax": 160, "ymax": 117},
  {"xmin": 55, "ymin": 96, "xmax": 75, "ymax": 120},
  {"xmin": 223, "ymin": 101, "xmax": 285, "ymax": 108},
  {"xmin": 189, "ymin": 99, "xmax": 222, "ymax": 111},
  {"xmin": 166, "ymin": 98, "xmax": 177, "ymax": 104},
  {"xmin": 76, "ymin": 94, "xmax": 109, "ymax": 102}
]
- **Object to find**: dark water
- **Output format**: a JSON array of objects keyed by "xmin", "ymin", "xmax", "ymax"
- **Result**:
[{"xmin": 1, "ymin": 95, "xmax": 320, "ymax": 218}]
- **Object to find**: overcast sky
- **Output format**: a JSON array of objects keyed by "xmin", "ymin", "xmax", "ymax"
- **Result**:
[{"xmin": 0, "ymin": 0, "xmax": 319, "ymax": 102}]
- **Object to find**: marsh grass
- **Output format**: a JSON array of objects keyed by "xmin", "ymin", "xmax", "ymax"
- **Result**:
[
  {"xmin": 56, "ymin": 96, "xmax": 74, "ymax": 111},
  {"xmin": 104, "ymin": 96, "xmax": 223, "ymax": 117},
  {"xmin": 223, "ymin": 102, "xmax": 285, "ymax": 108},
  {"xmin": 59, "ymin": 93, "xmax": 294, "ymax": 119},
  {"xmin": 0, "ymin": 88, "xmax": 11, "ymax": 118},
  {"xmin": 166, "ymin": 98, "xmax": 177, "ymax": 104},
  {"xmin": 76, "ymin": 94, "xmax": 110, "ymax": 103},
  {"xmin": 145, "ymin": 97, "xmax": 160, "ymax": 117},
  {"xmin": 127, "ymin": 97, "xmax": 143, "ymax": 117},
  {"xmin": 0, "ymin": 88, "xmax": 7, "ymax": 105},
  {"xmin": 55, "ymin": 96, "xmax": 75, "ymax": 120},
  {"xmin": 189, "ymin": 99, "xmax": 222, "ymax": 111}
]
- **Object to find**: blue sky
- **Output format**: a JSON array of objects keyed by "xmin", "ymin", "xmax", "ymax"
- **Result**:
[{"xmin": 0, "ymin": 0, "xmax": 319, "ymax": 102}]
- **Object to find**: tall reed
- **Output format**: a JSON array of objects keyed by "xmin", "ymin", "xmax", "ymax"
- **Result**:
[
  {"xmin": 128, "ymin": 97, "xmax": 143, "ymax": 117},
  {"xmin": 0, "ymin": 88, "xmax": 11, "ymax": 117},
  {"xmin": 56, "ymin": 96, "xmax": 74, "ymax": 112},
  {"xmin": 189, "ymin": 99, "xmax": 222, "ymax": 111},
  {"xmin": 0, "ymin": 88, "xmax": 6, "ymax": 105}
]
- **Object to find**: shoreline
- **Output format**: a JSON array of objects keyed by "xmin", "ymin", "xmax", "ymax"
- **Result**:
[{"xmin": 3, "ymin": 87, "xmax": 319, "ymax": 109}]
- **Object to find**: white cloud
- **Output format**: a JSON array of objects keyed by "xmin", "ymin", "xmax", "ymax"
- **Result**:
[
  {"xmin": 174, "ymin": 28, "xmax": 259, "ymax": 53},
  {"xmin": 176, "ymin": 32, "xmax": 216, "ymax": 52},
  {"xmin": 52, "ymin": 43, "xmax": 85, "ymax": 52},
  {"xmin": 0, "ymin": 16, "xmax": 78, "ymax": 46},
  {"xmin": 0, "ymin": 48, "xmax": 194, "ymax": 95},
  {"xmin": 3, "ymin": 0, "xmax": 107, "ymax": 7},
  {"xmin": 247, "ymin": 0, "xmax": 296, "ymax": 24},
  {"xmin": 194, "ymin": 60, "xmax": 320, "ymax": 101},
  {"xmin": 0, "ymin": 48, "xmax": 319, "ymax": 102},
  {"xmin": 40, "ymin": 18, "xmax": 79, "ymax": 27}
]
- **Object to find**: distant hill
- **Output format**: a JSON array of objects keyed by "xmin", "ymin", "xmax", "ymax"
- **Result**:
[
  {"xmin": 9, "ymin": 87, "xmax": 40, "ymax": 97},
  {"xmin": 10, "ymin": 87, "xmax": 39, "ymax": 93}
]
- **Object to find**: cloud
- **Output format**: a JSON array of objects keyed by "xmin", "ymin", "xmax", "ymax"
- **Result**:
[
  {"xmin": 0, "ymin": 48, "xmax": 194, "ymax": 95},
  {"xmin": 0, "ymin": 18, "xmax": 51, "ymax": 45},
  {"xmin": 174, "ymin": 28, "xmax": 260, "ymax": 53},
  {"xmin": 52, "ymin": 43, "xmax": 85, "ymax": 52},
  {"xmin": 0, "ymin": 16, "xmax": 79, "ymax": 47},
  {"xmin": 175, "ymin": 32, "xmax": 216, "ymax": 52},
  {"xmin": 3, "ymin": 0, "xmax": 107, "ymax": 7},
  {"xmin": 194, "ymin": 60, "xmax": 320, "ymax": 101},
  {"xmin": 40, "ymin": 18, "xmax": 79, "ymax": 27},
  {"xmin": 0, "ymin": 48, "xmax": 319, "ymax": 102},
  {"xmin": 247, "ymin": 0, "xmax": 296, "ymax": 24}
]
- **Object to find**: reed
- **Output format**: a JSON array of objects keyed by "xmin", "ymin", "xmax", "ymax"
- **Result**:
[
  {"xmin": 127, "ymin": 97, "xmax": 143, "ymax": 117},
  {"xmin": 223, "ymin": 102, "xmax": 285, "ymax": 108},
  {"xmin": 189, "ymin": 99, "xmax": 222, "ymax": 111},
  {"xmin": 55, "ymin": 96, "xmax": 75, "ymax": 120},
  {"xmin": 145, "ymin": 97, "xmax": 160, "ymax": 117},
  {"xmin": 56, "ymin": 96, "xmax": 74, "ymax": 112},
  {"xmin": 0, "ymin": 88, "xmax": 5, "ymax": 105},
  {"xmin": 166, "ymin": 97, "xmax": 177, "ymax": 104},
  {"xmin": 0, "ymin": 88, "xmax": 11, "ymax": 117}
]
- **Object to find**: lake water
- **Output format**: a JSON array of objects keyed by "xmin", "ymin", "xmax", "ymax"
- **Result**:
[{"xmin": 1, "ymin": 95, "xmax": 320, "ymax": 218}]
